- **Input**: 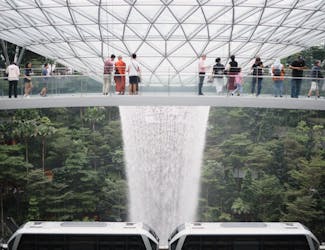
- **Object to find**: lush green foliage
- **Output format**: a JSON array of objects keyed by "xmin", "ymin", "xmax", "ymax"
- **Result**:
[
  {"xmin": 1, "ymin": 107, "xmax": 324, "ymax": 242},
  {"xmin": 0, "ymin": 107, "xmax": 127, "ymax": 239},
  {"xmin": 199, "ymin": 108, "xmax": 325, "ymax": 242}
]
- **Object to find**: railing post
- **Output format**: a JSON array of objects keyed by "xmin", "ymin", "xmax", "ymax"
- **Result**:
[{"xmin": 168, "ymin": 67, "xmax": 170, "ymax": 96}]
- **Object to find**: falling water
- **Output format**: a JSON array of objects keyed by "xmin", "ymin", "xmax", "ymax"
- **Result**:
[{"xmin": 119, "ymin": 106, "xmax": 210, "ymax": 245}]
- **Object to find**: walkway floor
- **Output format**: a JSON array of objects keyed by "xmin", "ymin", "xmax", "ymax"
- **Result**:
[{"xmin": 0, "ymin": 93, "xmax": 325, "ymax": 110}]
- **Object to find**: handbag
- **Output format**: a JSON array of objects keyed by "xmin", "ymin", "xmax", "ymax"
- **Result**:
[
  {"xmin": 207, "ymin": 74, "xmax": 214, "ymax": 83},
  {"xmin": 114, "ymin": 68, "xmax": 121, "ymax": 79}
]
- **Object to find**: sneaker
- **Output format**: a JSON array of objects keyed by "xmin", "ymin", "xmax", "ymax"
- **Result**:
[
  {"xmin": 237, "ymin": 93, "xmax": 240, "ymax": 96},
  {"xmin": 26, "ymin": 95, "xmax": 30, "ymax": 98}
]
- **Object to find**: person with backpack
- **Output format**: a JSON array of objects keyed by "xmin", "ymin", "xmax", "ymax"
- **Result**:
[{"xmin": 271, "ymin": 58, "xmax": 285, "ymax": 97}]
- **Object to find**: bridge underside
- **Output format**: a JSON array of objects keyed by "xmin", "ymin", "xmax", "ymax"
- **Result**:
[{"xmin": 1, "ymin": 95, "xmax": 324, "ymax": 110}]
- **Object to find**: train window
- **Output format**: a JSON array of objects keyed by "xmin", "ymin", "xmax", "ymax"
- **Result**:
[
  {"xmin": 7, "ymin": 237, "xmax": 15, "ymax": 250},
  {"xmin": 233, "ymin": 240, "xmax": 259, "ymax": 250},
  {"xmin": 170, "ymin": 239, "xmax": 179, "ymax": 250},
  {"xmin": 149, "ymin": 238, "xmax": 158, "ymax": 250},
  {"xmin": 68, "ymin": 235, "xmax": 97, "ymax": 250},
  {"xmin": 16, "ymin": 234, "xmax": 147, "ymax": 250},
  {"xmin": 17, "ymin": 234, "xmax": 65, "ymax": 250},
  {"xmin": 312, "ymin": 239, "xmax": 319, "ymax": 250},
  {"xmin": 182, "ymin": 235, "xmax": 310, "ymax": 250}
]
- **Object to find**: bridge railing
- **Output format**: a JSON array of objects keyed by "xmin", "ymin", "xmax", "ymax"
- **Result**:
[{"xmin": 0, "ymin": 73, "xmax": 324, "ymax": 98}]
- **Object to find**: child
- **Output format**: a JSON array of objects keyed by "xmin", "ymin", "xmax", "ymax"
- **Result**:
[{"xmin": 231, "ymin": 68, "xmax": 243, "ymax": 96}]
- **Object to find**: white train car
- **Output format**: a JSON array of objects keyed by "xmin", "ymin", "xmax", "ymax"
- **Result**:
[
  {"xmin": 168, "ymin": 222, "xmax": 320, "ymax": 250},
  {"xmin": 6, "ymin": 221, "xmax": 159, "ymax": 250}
]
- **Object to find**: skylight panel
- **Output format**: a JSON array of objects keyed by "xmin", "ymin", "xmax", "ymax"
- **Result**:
[
  {"xmin": 133, "ymin": 5, "xmax": 163, "ymax": 22},
  {"xmin": 14, "ymin": 0, "xmax": 37, "ymax": 8},
  {"xmin": 137, "ymin": 42, "xmax": 163, "ymax": 57},
  {"xmin": 168, "ymin": 5, "xmax": 198, "ymax": 22},
  {"xmin": 0, "ymin": 1, "xmax": 323, "ymax": 78},
  {"xmin": 127, "ymin": 7, "xmax": 151, "ymax": 24}
]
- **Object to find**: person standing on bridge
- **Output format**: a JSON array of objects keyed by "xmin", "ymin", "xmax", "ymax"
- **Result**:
[
  {"xmin": 23, "ymin": 62, "xmax": 34, "ymax": 98},
  {"xmin": 103, "ymin": 54, "xmax": 116, "ymax": 95},
  {"xmin": 251, "ymin": 56, "xmax": 264, "ymax": 96},
  {"xmin": 114, "ymin": 56, "xmax": 126, "ymax": 95},
  {"xmin": 6, "ymin": 61, "xmax": 20, "ymax": 99},
  {"xmin": 226, "ymin": 55, "xmax": 239, "ymax": 93},
  {"xmin": 212, "ymin": 57, "xmax": 225, "ymax": 95},
  {"xmin": 40, "ymin": 63, "xmax": 50, "ymax": 97},
  {"xmin": 128, "ymin": 53, "xmax": 141, "ymax": 95},
  {"xmin": 289, "ymin": 55, "xmax": 307, "ymax": 98},
  {"xmin": 231, "ymin": 68, "xmax": 244, "ymax": 96},
  {"xmin": 198, "ymin": 54, "xmax": 210, "ymax": 95},
  {"xmin": 308, "ymin": 60, "xmax": 323, "ymax": 98},
  {"xmin": 271, "ymin": 58, "xmax": 285, "ymax": 97}
]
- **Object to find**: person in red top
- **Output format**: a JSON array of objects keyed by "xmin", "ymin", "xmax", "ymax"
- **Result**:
[
  {"xmin": 114, "ymin": 56, "xmax": 126, "ymax": 95},
  {"xmin": 103, "ymin": 54, "xmax": 115, "ymax": 95}
]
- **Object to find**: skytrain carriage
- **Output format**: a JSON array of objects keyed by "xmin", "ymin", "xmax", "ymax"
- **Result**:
[
  {"xmin": 5, "ymin": 221, "xmax": 159, "ymax": 250},
  {"xmin": 168, "ymin": 222, "xmax": 320, "ymax": 250}
]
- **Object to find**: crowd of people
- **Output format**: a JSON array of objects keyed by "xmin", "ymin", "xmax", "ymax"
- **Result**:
[
  {"xmin": 198, "ymin": 54, "xmax": 324, "ymax": 98},
  {"xmin": 3, "ymin": 53, "xmax": 324, "ymax": 99},
  {"xmin": 103, "ymin": 53, "xmax": 141, "ymax": 95},
  {"xmin": 4, "ymin": 61, "xmax": 54, "ymax": 98}
]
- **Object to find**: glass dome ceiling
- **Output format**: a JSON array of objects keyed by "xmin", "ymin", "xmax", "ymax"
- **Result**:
[{"xmin": 0, "ymin": 0, "xmax": 324, "ymax": 83}]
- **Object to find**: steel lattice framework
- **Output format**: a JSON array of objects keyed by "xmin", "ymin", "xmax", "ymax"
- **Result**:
[{"xmin": 0, "ymin": 0, "xmax": 324, "ymax": 83}]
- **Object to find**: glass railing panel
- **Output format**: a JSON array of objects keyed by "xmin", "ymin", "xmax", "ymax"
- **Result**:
[{"xmin": 0, "ymin": 71, "xmax": 324, "ymax": 98}]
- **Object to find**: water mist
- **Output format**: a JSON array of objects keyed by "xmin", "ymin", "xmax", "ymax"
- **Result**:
[{"xmin": 120, "ymin": 106, "xmax": 210, "ymax": 245}]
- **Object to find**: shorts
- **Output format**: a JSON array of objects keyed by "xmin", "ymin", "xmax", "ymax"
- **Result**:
[
  {"xmin": 24, "ymin": 78, "xmax": 32, "ymax": 84},
  {"xmin": 310, "ymin": 81, "xmax": 318, "ymax": 91},
  {"xmin": 129, "ymin": 76, "xmax": 139, "ymax": 84}
]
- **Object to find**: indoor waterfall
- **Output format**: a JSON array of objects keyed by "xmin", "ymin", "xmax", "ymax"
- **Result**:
[{"xmin": 120, "ymin": 106, "xmax": 210, "ymax": 246}]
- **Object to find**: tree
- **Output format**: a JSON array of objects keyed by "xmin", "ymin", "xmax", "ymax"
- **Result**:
[
  {"xmin": 98, "ymin": 177, "xmax": 127, "ymax": 221},
  {"xmin": 12, "ymin": 110, "xmax": 39, "ymax": 164},
  {"xmin": 36, "ymin": 116, "xmax": 56, "ymax": 172},
  {"xmin": 0, "ymin": 144, "xmax": 31, "ymax": 234},
  {"xmin": 48, "ymin": 140, "xmax": 102, "ymax": 220},
  {"xmin": 83, "ymin": 107, "xmax": 105, "ymax": 132}
]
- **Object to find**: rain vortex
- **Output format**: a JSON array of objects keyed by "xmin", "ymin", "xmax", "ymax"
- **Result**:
[{"xmin": 120, "ymin": 106, "xmax": 210, "ymax": 245}]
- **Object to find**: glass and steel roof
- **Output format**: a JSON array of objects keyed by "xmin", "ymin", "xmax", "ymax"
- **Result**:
[{"xmin": 0, "ymin": 0, "xmax": 324, "ymax": 83}]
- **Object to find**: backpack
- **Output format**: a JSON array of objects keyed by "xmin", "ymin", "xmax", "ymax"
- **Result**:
[{"xmin": 273, "ymin": 68, "xmax": 281, "ymax": 76}]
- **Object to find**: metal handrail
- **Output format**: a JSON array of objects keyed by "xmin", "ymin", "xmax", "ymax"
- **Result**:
[
  {"xmin": 0, "ymin": 73, "xmax": 324, "ymax": 98},
  {"xmin": 1, "ymin": 67, "xmax": 324, "ymax": 78}
]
